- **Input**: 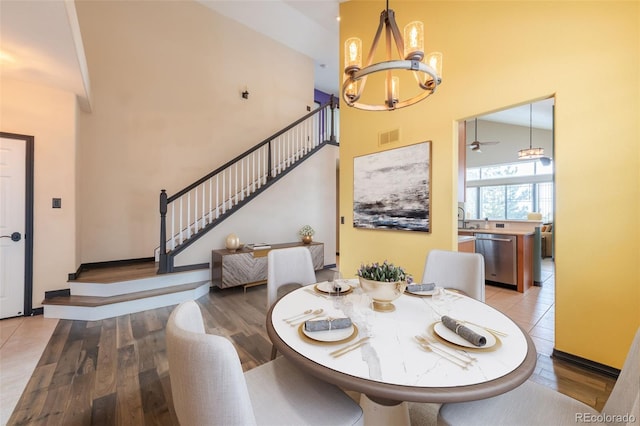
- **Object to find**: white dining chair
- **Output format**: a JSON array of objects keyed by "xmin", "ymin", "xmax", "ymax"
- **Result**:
[
  {"xmin": 166, "ymin": 300, "xmax": 364, "ymax": 426},
  {"xmin": 267, "ymin": 246, "xmax": 318, "ymax": 359},
  {"xmin": 437, "ymin": 327, "xmax": 640, "ymax": 425},
  {"xmin": 267, "ymin": 246, "xmax": 317, "ymax": 308},
  {"xmin": 422, "ymin": 249, "xmax": 485, "ymax": 302}
]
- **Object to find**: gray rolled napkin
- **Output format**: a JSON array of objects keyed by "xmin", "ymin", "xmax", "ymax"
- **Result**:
[
  {"xmin": 332, "ymin": 283, "xmax": 346, "ymax": 293},
  {"xmin": 407, "ymin": 283, "xmax": 436, "ymax": 292},
  {"xmin": 304, "ymin": 317, "xmax": 352, "ymax": 332},
  {"xmin": 441, "ymin": 315, "xmax": 486, "ymax": 347}
]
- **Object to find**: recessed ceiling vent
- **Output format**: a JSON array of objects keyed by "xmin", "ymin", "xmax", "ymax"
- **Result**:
[{"xmin": 379, "ymin": 128, "xmax": 400, "ymax": 146}]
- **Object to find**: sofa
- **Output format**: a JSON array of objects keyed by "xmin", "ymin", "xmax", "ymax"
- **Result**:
[{"xmin": 540, "ymin": 223, "xmax": 553, "ymax": 258}]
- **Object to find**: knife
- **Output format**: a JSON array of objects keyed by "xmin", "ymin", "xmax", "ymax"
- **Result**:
[{"xmin": 330, "ymin": 336, "xmax": 370, "ymax": 357}]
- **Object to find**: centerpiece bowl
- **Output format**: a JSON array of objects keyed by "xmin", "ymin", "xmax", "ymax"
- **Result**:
[
  {"xmin": 359, "ymin": 277, "xmax": 407, "ymax": 312},
  {"xmin": 357, "ymin": 261, "xmax": 411, "ymax": 312}
]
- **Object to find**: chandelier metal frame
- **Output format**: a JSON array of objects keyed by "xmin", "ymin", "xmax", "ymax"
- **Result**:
[{"xmin": 342, "ymin": 6, "xmax": 442, "ymax": 111}]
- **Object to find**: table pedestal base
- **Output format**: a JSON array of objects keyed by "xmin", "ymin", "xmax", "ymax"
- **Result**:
[{"xmin": 360, "ymin": 394, "xmax": 409, "ymax": 426}]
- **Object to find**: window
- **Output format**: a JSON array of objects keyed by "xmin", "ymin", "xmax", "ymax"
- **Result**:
[{"xmin": 466, "ymin": 160, "xmax": 554, "ymax": 222}]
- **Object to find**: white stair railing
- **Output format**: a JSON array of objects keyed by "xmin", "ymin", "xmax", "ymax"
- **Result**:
[{"xmin": 158, "ymin": 98, "xmax": 338, "ymax": 272}]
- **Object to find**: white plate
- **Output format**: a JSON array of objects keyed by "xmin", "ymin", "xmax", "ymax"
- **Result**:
[
  {"xmin": 302, "ymin": 322, "xmax": 355, "ymax": 342},
  {"xmin": 434, "ymin": 321, "xmax": 497, "ymax": 348},
  {"xmin": 315, "ymin": 281, "xmax": 352, "ymax": 294},
  {"xmin": 405, "ymin": 288, "xmax": 436, "ymax": 296}
]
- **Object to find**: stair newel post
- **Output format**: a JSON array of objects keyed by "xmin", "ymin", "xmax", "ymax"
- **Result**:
[
  {"xmin": 158, "ymin": 189, "xmax": 168, "ymax": 274},
  {"xmin": 329, "ymin": 94, "xmax": 337, "ymax": 143}
]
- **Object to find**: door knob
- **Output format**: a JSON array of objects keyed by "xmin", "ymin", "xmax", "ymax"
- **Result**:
[{"xmin": 0, "ymin": 232, "xmax": 21, "ymax": 242}]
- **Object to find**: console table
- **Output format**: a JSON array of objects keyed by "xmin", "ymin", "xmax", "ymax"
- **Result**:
[{"xmin": 211, "ymin": 242, "xmax": 324, "ymax": 289}]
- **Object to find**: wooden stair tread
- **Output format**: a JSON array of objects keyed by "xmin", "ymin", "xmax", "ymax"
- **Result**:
[
  {"xmin": 42, "ymin": 281, "xmax": 208, "ymax": 307},
  {"xmin": 73, "ymin": 261, "xmax": 158, "ymax": 283}
]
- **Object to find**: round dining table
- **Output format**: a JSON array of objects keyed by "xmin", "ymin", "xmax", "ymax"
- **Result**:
[{"xmin": 266, "ymin": 280, "xmax": 537, "ymax": 425}]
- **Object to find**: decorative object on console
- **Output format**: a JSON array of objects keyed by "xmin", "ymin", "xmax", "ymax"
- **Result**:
[
  {"xmin": 298, "ymin": 225, "xmax": 315, "ymax": 244},
  {"xmin": 225, "ymin": 233, "xmax": 241, "ymax": 252},
  {"xmin": 357, "ymin": 260, "xmax": 412, "ymax": 312},
  {"xmin": 353, "ymin": 142, "xmax": 431, "ymax": 232}
]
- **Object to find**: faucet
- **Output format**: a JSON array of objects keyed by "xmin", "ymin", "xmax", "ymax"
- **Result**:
[{"xmin": 458, "ymin": 207, "xmax": 466, "ymax": 229}]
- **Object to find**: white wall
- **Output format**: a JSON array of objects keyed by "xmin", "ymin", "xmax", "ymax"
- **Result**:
[
  {"xmin": 175, "ymin": 144, "xmax": 338, "ymax": 267},
  {"xmin": 0, "ymin": 78, "xmax": 78, "ymax": 308},
  {"xmin": 76, "ymin": 0, "xmax": 315, "ymax": 263}
]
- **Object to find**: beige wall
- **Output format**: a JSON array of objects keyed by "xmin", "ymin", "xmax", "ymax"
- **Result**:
[
  {"xmin": 0, "ymin": 79, "xmax": 78, "ymax": 308},
  {"xmin": 175, "ymin": 144, "xmax": 339, "ymax": 268},
  {"xmin": 76, "ymin": 0, "xmax": 314, "ymax": 263},
  {"xmin": 339, "ymin": 1, "xmax": 639, "ymax": 368}
]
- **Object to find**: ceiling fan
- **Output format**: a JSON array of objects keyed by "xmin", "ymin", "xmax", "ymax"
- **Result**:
[{"xmin": 467, "ymin": 118, "xmax": 500, "ymax": 153}]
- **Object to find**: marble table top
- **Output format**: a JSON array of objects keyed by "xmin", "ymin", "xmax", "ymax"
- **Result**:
[{"xmin": 267, "ymin": 280, "xmax": 537, "ymax": 404}]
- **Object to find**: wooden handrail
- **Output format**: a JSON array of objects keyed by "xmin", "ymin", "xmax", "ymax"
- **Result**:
[
  {"xmin": 158, "ymin": 96, "xmax": 338, "ymax": 273},
  {"xmin": 167, "ymin": 98, "xmax": 336, "ymax": 203}
]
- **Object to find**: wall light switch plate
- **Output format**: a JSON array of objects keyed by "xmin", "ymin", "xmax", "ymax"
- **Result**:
[{"xmin": 52, "ymin": 198, "xmax": 62, "ymax": 208}]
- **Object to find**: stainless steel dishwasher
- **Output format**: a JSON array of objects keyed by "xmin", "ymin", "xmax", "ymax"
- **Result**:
[{"xmin": 474, "ymin": 233, "xmax": 517, "ymax": 287}]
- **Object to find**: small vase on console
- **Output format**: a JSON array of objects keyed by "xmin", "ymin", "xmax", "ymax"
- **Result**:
[{"xmin": 225, "ymin": 233, "xmax": 241, "ymax": 252}]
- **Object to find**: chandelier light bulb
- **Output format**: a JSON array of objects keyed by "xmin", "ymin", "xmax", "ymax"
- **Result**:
[
  {"xmin": 344, "ymin": 37, "xmax": 362, "ymax": 74},
  {"xmin": 345, "ymin": 80, "xmax": 358, "ymax": 100},
  {"xmin": 385, "ymin": 76, "xmax": 400, "ymax": 107},
  {"xmin": 403, "ymin": 21, "xmax": 424, "ymax": 61}
]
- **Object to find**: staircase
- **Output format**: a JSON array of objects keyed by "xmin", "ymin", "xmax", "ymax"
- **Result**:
[
  {"xmin": 42, "ymin": 98, "xmax": 339, "ymax": 321},
  {"xmin": 43, "ymin": 262, "xmax": 209, "ymax": 320},
  {"xmin": 158, "ymin": 97, "xmax": 338, "ymax": 273}
]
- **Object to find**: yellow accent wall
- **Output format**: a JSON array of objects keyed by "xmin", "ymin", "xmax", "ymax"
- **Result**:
[{"xmin": 339, "ymin": 1, "xmax": 639, "ymax": 368}]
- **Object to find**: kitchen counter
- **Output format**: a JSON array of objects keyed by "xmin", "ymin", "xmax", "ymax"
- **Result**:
[
  {"xmin": 459, "ymin": 228, "xmax": 534, "ymax": 236},
  {"xmin": 458, "ymin": 229, "xmax": 534, "ymax": 293},
  {"xmin": 457, "ymin": 235, "xmax": 476, "ymax": 253}
]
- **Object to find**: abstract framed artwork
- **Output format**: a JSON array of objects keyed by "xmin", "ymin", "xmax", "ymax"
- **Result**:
[{"xmin": 353, "ymin": 141, "xmax": 431, "ymax": 232}]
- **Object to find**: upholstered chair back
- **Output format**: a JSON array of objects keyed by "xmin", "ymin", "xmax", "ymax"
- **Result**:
[
  {"xmin": 267, "ymin": 247, "xmax": 317, "ymax": 308},
  {"xmin": 166, "ymin": 300, "xmax": 257, "ymax": 426},
  {"xmin": 602, "ymin": 327, "xmax": 640, "ymax": 418},
  {"xmin": 422, "ymin": 249, "xmax": 485, "ymax": 302}
]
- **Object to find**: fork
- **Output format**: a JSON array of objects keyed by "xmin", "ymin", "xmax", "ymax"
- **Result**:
[
  {"xmin": 416, "ymin": 340, "xmax": 470, "ymax": 369},
  {"xmin": 282, "ymin": 309, "xmax": 313, "ymax": 322},
  {"xmin": 304, "ymin": 288, "xmax": 328, "ymax": 299},
  {"xmin": 416, "ymin": 335, "xmax": 477, "ymax": 363},
  {"xmin": 289, "ymin": 311, "xmax": 325, "ymax": 326}
]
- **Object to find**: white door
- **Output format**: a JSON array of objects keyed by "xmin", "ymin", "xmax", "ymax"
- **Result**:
[{"xmin": 0, "ymin": 136, "xmax": 26, "ymax": 318}]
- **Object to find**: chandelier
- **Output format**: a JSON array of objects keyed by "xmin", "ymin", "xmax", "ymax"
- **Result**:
[
  {"xmin": 518, "ymin": 104, "xmax": 545, "ymax": 159},
  {"xmin": 342, "ymin": 1, "xmax": 442, "ymax": 111}
]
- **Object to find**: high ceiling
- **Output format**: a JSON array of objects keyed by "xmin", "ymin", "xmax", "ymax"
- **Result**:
[
  {"xmin": 0, "ymin": 0, "xmax": 551, "ymax": 128},
  {"xmin": 0, "ymin": 0, "xmax": 88, "ymax": 100}
]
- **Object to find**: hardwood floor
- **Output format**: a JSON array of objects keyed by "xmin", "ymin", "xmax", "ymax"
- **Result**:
[{"xmin": 5, "ymin": 265, "xmax": 616, "ymax": 425}]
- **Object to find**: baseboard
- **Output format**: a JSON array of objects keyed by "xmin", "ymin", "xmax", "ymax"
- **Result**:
[
  {"xmin": 45, "ymin": 288, "xmax": 71, "ymax": 299},
  {"xmin": 68, "ymin": 265, "xmax": 83, "ymax": 281},
  {"xmin": 171, "ymin": 263, "xmax": 209, "ymax": 273},
  {"xmin": 69, "ymin": 257, "xmax": 155, "ymax": 280},
  {"xmin": 31, "ymin": 307, "xmax": 44, "ymax": 316},
  {"xmin": 552, "ymin": 349, "xmax": 620, "ymax": 378}
]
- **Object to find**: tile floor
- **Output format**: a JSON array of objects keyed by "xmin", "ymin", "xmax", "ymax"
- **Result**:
[
  {"xmin": 485, "ymin": 258, "xmax": 556, "ymax": 358},
  {"xmin": 0, "ymin": 259, "xmax": 556, "ymax": 424},
  {"xmin": 0, "ymin": 314, "xmax": 59, "ymax": 425}
]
